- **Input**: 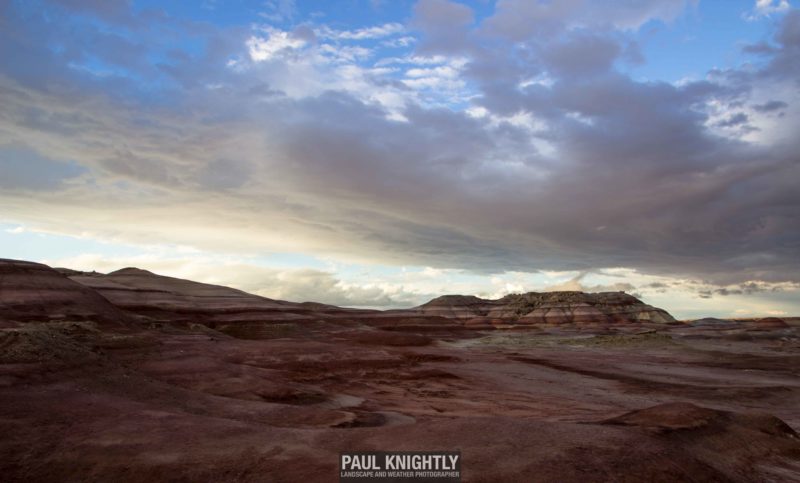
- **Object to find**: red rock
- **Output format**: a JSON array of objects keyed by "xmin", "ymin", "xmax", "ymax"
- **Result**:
[
  {"xmin": 753, "ymin": 317, "xmax": 790, "ymax": 329},
  {"xmin": 0, "ymin": 259, "xmax": 131, "ymax": 326},
  {"xmin": 68, "ymin": 266, "xmax": 373, "ymax": 325},
  {"xmin": 1, "ymin": 258, "xmax": 799, "ymax": 482},
  {"xmin": 404, "ymin": 290, "xmax": 675, "ymax": 326}
]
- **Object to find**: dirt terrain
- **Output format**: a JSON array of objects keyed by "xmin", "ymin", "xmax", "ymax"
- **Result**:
[{"xmin": 1, "ymin": 259, "xmax": 799, "ymax": 482}]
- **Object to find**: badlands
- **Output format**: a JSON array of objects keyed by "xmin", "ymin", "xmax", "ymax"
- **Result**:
[{"xmin": 0, "ymin": 258, "xmax": 798, "ymax": 482}]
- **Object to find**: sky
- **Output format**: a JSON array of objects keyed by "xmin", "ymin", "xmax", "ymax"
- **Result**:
[{"xmin": 1, "ymin": 0, "xmax": 799, "ymax": 319}]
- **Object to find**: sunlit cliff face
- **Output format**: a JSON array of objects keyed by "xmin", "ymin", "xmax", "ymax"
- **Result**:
[{"xmin": 1, "ymin": 0, "xmax": 799, "ymax": 318}]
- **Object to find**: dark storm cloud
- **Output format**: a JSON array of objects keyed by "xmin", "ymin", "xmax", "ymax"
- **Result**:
[
  {"xmin": 759, "ymin": 9, "xmax": 800, "ymax": 79},
  {"xmin": 742, "ymin": 41, "xmax": 778, "ymax": 55},
  {"xmin": 0, "ymin": 0, "xmax": 799, "ymax": 290},
  {"xmin": 484, "ymin": 0, "xmax": 694, "ymax": 41},
  {"xmin": 540, "ymin": 34, "xmax": 621, "ymax": 78},
  {"xmin": 715, "ymin": 112, "xmax": 750, "ymax": 127},
  {"xmin": 694, "ymin": 280, "xmax": 797, "ymax": 299},
  {"xmin": 752, "ymin": 100, "xmax": 788, "ymax": 112},
  {"xmin": 412, "ymin": 0, "xmax": 475, "ymax": 54}
]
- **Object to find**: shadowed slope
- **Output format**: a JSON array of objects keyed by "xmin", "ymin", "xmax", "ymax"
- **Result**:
[
  {"xmin": 67, "ymin": 266, "xmax": 372, "ymax": 325},
  {"xmin": 0, "ymin": 259, "xmax": 131, "ymax": 327}
]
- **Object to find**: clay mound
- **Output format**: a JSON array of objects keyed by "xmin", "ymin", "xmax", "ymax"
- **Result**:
[
  {"xmin": 0, "ymin": 259, "xmax": 130, "ymax": 326},
  {"xmin": 601, "ymin": 402, "xmax": 800, "ymax": 478},
  {"xmin": 422, "ymin": 294, "xmax": 485, "ymax": 307},
  {"xmin": 603, "ymin": 402, "xmax": 724, "ymax": 431},
  {"xmin": 602, "ymin": 403, "xmax": 799, "ymax": 452},
  {"xmin": 412, "ymin": 294, "xmax": 494, "ymax": 319}
]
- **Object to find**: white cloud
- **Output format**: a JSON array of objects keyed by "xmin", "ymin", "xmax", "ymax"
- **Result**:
[
  {"xmin": 318, "ymin": 44, "xmax": 373, "ymax": 63},
  {"xmin": 400, "ymin": 56, "xmax": 471, "ymax": 104},
  {"xmin": 405, "ymin": 64, "xmax": 460, "ymax": 79},
  {"xmin": 753, "ymin": 0, "xmax": 791, "ymax": 17},
  {"xmin": 42, "ymin": 253, "xmax": 424, "ymax": 308},
  {"xmin": 317, "ymin": 23, "xmax": 405, "ymax": 41},
  {"xmin": 247, "ymin": 28, "xmax": 306, "ymax": 61},
  {"xmin": 376, "ymin": 55, "xmax": 450, "ymax": 67},
  {"xmin": 382, "ymin": 36, "xmax": 416, "ymax": 48},
  {"xmin": 259, "ymin": 0, "xmax": 297, "ymax": 23}
]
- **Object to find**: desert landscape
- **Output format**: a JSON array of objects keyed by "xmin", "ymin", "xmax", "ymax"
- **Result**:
[
  {"xmin": 1, "ymin": 257, "xmax": 798, "ymax": 482},
  {"xmin": 4, "ymin": 0, "xmax": 800, "ymax": 481}
]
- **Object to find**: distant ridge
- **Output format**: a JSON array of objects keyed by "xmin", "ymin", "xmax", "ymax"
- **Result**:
[
  {"xmin": 0, "ymin": 259, "xmax": 132, "ymax": 326},
  {"xmin": 406, "ymin": 290, "xmax": 676, "ymax": 327},
  {"xmin": 67, "ymin": 263, "xmax": 370, "ymax": 325},
  {"xmin": 2, "ymin": 258, "xmax": 676, "ymax": 329}
]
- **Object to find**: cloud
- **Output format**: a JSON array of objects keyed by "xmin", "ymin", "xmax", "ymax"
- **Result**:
[
  {"xmin": 317, "ymin": 23, "xmax": 405, "ymax": 41},
  {"xmin": 0, "ymin": 0, "xmax": 799, "ymax": 306},
  {"xmin": 544, "ymin": 272, "xmax": 636, "ymax": 293},
  {"xmin": 42, "ymin": 253, "xmax": 424, "ymax": 307},
  {"xmin": 484, "ymin": 0, "xmax": 695, "ymax": 40},
  {"xmin": 752, "ymin": 100, "xmax": 789, "ymax": 112},
  {"xmin": 412, "ymin": 0, "xmax": 475, "ymax": 54},
  {"xmin": 749, "ymin": 0, "xmax": 791, "ymax": 19},
  {"xmin": 715, "ymin": 112, "xmax": 750, "ymax": 128},
  {"xmin": 540, "ymin": 34, "xmax": 622, "ymax": 78},
  {"xmin": 259, "ymin": 0, "xmax": 297, "ymax": 23},
  {"xmin": 252, "ymin": 269, "xmax": 419, "ymax": 307},
  {"xmin": 0, "ymin": 145, "xmax": 87, "ymax": 190},
  {"xmin": 247, "ymin": 28, "xmax": 307, "ymax": 61},
  {"xmin": 698, "ymin": 280, "xmax": 800, "ymax": 298}
]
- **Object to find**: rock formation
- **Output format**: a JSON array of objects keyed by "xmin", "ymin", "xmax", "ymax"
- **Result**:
[
  {"xmin": 65, "ymin": 266, "xmax": 368, "ymax": 326},
  {"xmin": 408, "ymin": 291, "xmax": 676, "ymax": 327},
  {"xmin": 1, "ymin": 257, "xmax": 799, "ymax": 482},
  {"xmin": 0, "ymin": 259, "xmax": 131, "ymax": 326},
  {"xmin": 1, "ymin": 259, "xmax": 676, "ymax": 330}
]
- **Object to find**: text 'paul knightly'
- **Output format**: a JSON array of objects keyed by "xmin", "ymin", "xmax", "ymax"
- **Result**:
[
  {"xmin": 342, "ymin": 453, "xmax": 459, "ymax": 471},
  {"xmin": 339, "ymin": 451, "xmax": 462, "ymax": 482}
]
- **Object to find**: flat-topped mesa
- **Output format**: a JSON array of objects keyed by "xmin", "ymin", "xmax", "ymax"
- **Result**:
[
  {"xmin": 0, "ymin": 259, "xmax": 131, "ymax": 326},
  {"xmin": 413, "ymin": 291, "xmax": 675, "ymax": 326}
]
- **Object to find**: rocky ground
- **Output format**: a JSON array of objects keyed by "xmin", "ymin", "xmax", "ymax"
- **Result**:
[{"xmin": 1, "ymin": 259, "xmax": 799, "ymax": 482}]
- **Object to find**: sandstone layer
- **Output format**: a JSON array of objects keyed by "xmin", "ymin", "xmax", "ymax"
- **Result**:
[
  {"xmin": 405, "ymin": 291, "xmax": 676, "ymax": 327},
  {"xmin": 2, "ymin": 259, "xmax": 678, "ymax": 330},
  {"xmin": 0, "ymin": 259, "xmax": 131, "ymax": 327},
  {"xmin": 66, "ymin": 266, "xmax": 371, "ymax": 326}
]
